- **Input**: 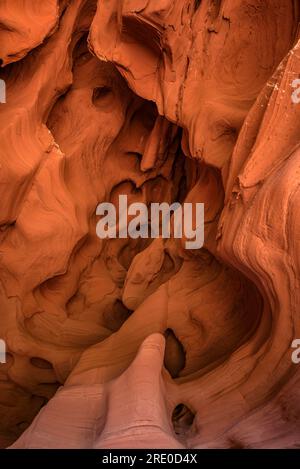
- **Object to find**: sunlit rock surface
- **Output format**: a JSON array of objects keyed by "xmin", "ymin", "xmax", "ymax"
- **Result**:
[{"xmin": 0, "ymin": 0, "xmax": 300, "ymax": 449}]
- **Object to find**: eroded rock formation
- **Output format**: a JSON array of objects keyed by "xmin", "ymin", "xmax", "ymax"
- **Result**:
[{"xmin": 0, "ymin": 0, "xmax": 300, "ymax": 448}]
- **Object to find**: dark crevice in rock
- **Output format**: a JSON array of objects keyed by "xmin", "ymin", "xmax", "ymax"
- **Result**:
[{"xmin": 164, "ymin": 328, "xmax": 186, "ymax": 378}]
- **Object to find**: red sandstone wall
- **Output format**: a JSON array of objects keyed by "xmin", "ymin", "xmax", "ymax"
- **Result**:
[{"xmin": 0, "ymin": 0, "xmax": 299, "ymax": 449}]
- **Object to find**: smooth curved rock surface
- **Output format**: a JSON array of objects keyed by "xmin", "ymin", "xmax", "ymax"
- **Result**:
[{"xmin": 0, "ymin": 0, "xmax": 299, "ymax": 449}]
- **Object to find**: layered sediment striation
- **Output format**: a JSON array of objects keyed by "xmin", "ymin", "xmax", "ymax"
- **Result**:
[{"xmin": 0, "ymin": 0, "xmax": 299, "ymax": 448}]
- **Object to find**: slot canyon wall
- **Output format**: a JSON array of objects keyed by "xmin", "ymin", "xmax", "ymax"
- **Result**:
[{"xmin": 0, "ymin": 0, "xmax": 300, "ymax": 448}]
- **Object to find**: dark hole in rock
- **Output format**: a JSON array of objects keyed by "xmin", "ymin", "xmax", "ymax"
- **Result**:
[
  {"xmin": 172, "ymin": 403, "xmax": 195, "ymax": 436},
  {"xmin": 164, "ymin": 328, "xmax": 185, "ymax": 378}
]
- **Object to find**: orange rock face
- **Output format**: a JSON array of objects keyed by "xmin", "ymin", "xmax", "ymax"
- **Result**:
[{"xmin": 0, "ymin": 0, "xmax": 300, "ymax": 448}]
